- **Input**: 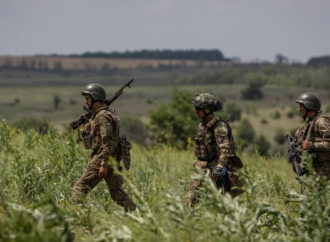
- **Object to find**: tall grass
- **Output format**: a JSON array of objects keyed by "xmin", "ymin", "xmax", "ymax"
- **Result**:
[{"xmin": 0, "ymin": 120, "xmax": 329, "ymax": 241}]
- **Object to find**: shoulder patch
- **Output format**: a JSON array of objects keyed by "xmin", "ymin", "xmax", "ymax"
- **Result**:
[
  {"xmin": 214, "ymin": 124, "xmax": 227, "ymax": 136},
  {"xmin": 105, "ymin": 122, "xmax": 112, "ymax": 134}
]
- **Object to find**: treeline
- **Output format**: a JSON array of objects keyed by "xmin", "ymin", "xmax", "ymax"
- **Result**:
[
  {"xmin": 172, "ymin": 64, "xmax": 330, "ymax": 89},
  {"xmin": 49, "ymin": 49, "xmax": 226, "ymax": 61},
  {"xmin": 307, "ymin": 55, "xmax": 330, "ymax": 67}
]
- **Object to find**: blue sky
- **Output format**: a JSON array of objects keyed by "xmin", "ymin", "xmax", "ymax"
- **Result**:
[{"xmin": 1, "ymin": 0, "xmax": 329, "ymax": 62}]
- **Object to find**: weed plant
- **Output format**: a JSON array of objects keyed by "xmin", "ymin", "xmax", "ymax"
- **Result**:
[{"xmin": 0, "ymin": 120, "xmax": 329, "ymax": 241}]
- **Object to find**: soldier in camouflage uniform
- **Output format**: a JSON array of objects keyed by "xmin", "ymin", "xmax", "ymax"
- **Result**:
[
  {"xmin": 294, "ymin": 93, "xmax": 330, "ymax": 194},
  {"xmin": 185, "ymin": 93, "xmax": 243, "ymax": 206},
  {"xmin": 72, "ymin": 83, "xmax": 136, "ymax": 211}
]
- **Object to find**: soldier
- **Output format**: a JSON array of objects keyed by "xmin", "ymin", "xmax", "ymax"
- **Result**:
[
  {"xmin": 72, "ymin": 83, "xmax": 136, "ymax": 212},
  {"xmin": 185, "ymin": 93, "xmax": 243, "ymax": 206},
  {"xmin": 294, "ymin": 93, "xmax": 330, "ymax": 194}
]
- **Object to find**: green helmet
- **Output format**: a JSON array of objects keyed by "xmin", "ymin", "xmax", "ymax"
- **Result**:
[
  {"xmin": 296, "ymin": 93, "xmax": 321, "ymax": 111},
  {"xmin": 192, "ymin": 93, "xmax": 223, "ymax": 112},
  {"xmin": 81, "ymin": 83, "xmax": 106, "ymax": 101}
]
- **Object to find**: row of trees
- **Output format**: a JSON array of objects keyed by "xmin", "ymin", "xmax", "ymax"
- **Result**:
[
  {"xmin": 174, "ymin": 65, "xmax": 330, "ymax": 90},
  {"xmin": 66, "ymin": 49, "xmax": 226, "ymax": 61},
  {"xmin": 0, "ymin": 58, "xmax": 61, "ymax": 71}
]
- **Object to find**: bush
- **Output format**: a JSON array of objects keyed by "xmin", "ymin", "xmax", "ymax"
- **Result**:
[
  {"xmin": 53, "ymin": 94, "xmax": 61, "ymax": 109},
  {"xmin": 255, "ymin": 134, "xmax": 271, "ymax": 156},
  {"xmin": 121, "ymin": 116, "xmax": 149, "ymax": 145},
  {"xmin": 12, "ymin": 117, "xmax": 55, "ymax": 135},
  {"xmin": 272, "ymin": 111, "xmax": 281, "ymax": 119},
  {"xmin": 260, "ymin": 118, "xmax": 268, "ymax": 124},
  {"xmin": 241, "ymin": 73, "xmax": 266, "ymax": 100},
  {"xmin": 225, "ymin": 102, "xmax": 242, "ymax": 122},
  {"xmin": 149, "ymin": 88, "xmax": 197, "ymax": 148},
  {"xmin": 69, "ymin": 98, "xmax": 77, "ymax": 105},
  {"xmin": 236, "ymin": 119, "xmax": 255, "ymax": 148},
  {"xmin": 286, "ymin": 110, "xmax": 295, "ymax": 119},
  {"xmin": 274, "ymin": 129, "xmax": 286, "ymax": 145}
]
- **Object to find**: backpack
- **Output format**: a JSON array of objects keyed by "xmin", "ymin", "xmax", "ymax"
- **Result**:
[{"xmin": 109, "ymin": 109, "xmax": 133, "ymax": 171}]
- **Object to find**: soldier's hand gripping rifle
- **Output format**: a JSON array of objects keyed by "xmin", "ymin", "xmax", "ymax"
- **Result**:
[
  {"xmin": 285, "ymin": 134, "xmax": 306, "ymax": 183},
  {"xmin": 70, "ymin": 79, "xmax": 134, "ymax": 130}
]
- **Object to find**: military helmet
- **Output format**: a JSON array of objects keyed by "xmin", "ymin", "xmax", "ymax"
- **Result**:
[
  {"xmin": 295, "ymin": 93, "xmax": 321, "ymax": 111},
  {"xmin": 81, "ymin": 83, "xmax": 106, "ymax": 101},
  {"xmin": 192, "ymin": 93, "xmax": 223, "ymax": 112}
]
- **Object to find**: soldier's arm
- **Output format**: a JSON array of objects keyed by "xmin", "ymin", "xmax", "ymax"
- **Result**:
[
  {"xmin": 313, "ymin": 118, "xmax": 330, "ymax": 152},
  {"xmin": 98, "ymin": 113, "xmax": 117, "ymax": 166},
  {"xmin": 214, "ymin": 122, "xmax": 231, "ymax": 168}
]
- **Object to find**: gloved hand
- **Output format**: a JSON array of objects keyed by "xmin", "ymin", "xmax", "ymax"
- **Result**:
[
  {"xmin": 211, "ymin": 166, "xmax": 223, "ymax": 181},
  {"xmin": 212, "ymin": 166, "xmax": 228, "ymax": 188}
]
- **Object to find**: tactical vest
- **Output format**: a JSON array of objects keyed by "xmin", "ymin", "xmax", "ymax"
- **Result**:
[
  {"xmin": 298, "ymin": 114, "xmax": 330, "ymax": 165},
  {"xmin": 194, "ymin": 116, "xmax": 235, "ymax": 162},
  {"xmin": 88, "ymin": 108, "xmax": 121, "ymax": 155}
]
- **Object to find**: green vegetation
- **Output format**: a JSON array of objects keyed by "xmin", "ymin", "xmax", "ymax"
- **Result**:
[
  {"xmin": 67, "ymin": 49, "xmax": 225, "ymax": 61},
  {"xmin": 149, "ymin": 88, "xmax": 196, "ymax": 148},
  {"xmin": 1, "ymin": 56, "xmax": 330, "ymax": 241},
  {"xmin": 1, "ymin": 121, "xmax": 330, "ymax": 241}
]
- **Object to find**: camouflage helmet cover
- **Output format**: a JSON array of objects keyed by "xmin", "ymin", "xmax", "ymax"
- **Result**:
[
  {"xmin": 295, "ymin": 92, "xmax": 321, "ymax": 111},
  {"xmin": 81, "ymin": 83, "xmax": 107, "ymax": 101},
  {"xmin": 192, "ymin": 93, "xmax": 223, "ymax": 112}
]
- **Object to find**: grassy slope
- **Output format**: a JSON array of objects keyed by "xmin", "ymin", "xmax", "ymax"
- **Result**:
[{"xmin": 3, "ymin": 121, "xmax": 328, "ymax": 241}]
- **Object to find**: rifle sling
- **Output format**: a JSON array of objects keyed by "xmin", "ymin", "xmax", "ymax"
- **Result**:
[{"xmin": 305, "ymin": 118, "xmax": 316, "ymax": 142}]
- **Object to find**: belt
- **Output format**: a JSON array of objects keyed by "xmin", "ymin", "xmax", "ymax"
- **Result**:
[{"xmin": 197, "ymin": 157, "xmax": 216, "ymax": 162}]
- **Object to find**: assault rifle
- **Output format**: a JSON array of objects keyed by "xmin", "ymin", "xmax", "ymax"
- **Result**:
[
  {"xmin": 70, "ymin": 79, "xmax": 134, "ymax": 130},
  {"xmin": 285, "ymin": 134, "xmax": 306, "ymax": 183}
]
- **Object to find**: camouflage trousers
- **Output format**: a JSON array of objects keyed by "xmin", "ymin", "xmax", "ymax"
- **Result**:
[
  {"xmin": 184, "ymin": 160, "xmax": 243, "ymax": 206},
  {"xmin": 72, "ymin": 157, "xmax": 136, "ymax": 211},
  {"xmin": 301, "ymin": 165, "xmax": 330, "ymax": 195},
  {"xmin": 184, "ymin": 160, "xmax": 228, "ymax": 206}
]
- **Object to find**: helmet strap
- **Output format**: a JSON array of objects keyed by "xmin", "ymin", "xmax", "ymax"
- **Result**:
[
  {"xmin": 303, "ymin": 108, "xmax": 311, "ymax": 121},
  {"xmin": 89, "ymin": 99, "xmax": 96, "ymax": 110}
]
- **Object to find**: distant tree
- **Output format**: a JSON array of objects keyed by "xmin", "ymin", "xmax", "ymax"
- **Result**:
[
  {"xmin": 121, "ymin": 117, "xmax": 149, "ymax": 145},
  {"xmin": 275, "ymin": 53, "xmax": 289, "ymax": 64},
  {"xmin": 101, "ymin": 63, "xmax": 111, "ymax": 72},
  {"xmin": 18, "ymin": 58, "xmax": 28, "ymax": 69},
  {"xmin": 2, "ymin": 58, "xmax": 13, "ymax": 68},
  {"xmin": 53, "ymin": 94, "xmax": 61, "ymax": 109},
  {"xmin": 29, "ymin": 59, "xmax": 37, "ymax": 69},
  {"xmin": 74, "ymin": 49, "xmax": 225, "ymax": 61},
  {"xmin": 307, "ymin": 55, "xmax": 330, "ymax": 67},
  {"xmin": 274, "ymin": 129, "xmax": 286, "ymax": 145},
  {"xmin": 260, "ymin": 118, "xmax": 268, "ymax": 124},
  {"xmin": 241, "ymin": 73, "xmax": 266, "ymax": 100},
  {"xmin": 53, "ymin": 60, "xmax": 62, "ymax": 71},
  {"xmin": 255, "ymin": 134, "xmax": 271, "ymax": 156},
  {"xmin": 236, "ymin": 119, "xmax": 255, "ymax": 148},
  {"xmin": 12, "ymin": 117, "xmax": 55, "ymax": 135},
  {"xmin": 286, "ymin": 110, "xmax": 295, "ymax": 119},
  {"xmin": 13, "ymin": 98, "xmax": 20, "ymax": 105},
  {"xmin": 149, "ymin": 88, "xmax": 196, "ymax": 148},
  {"xmin": 69, "ymin": 98, "xmax": 77, "ymax": 105},
  {"xmin": 225, "ymin": 102, "xmax": 242, "ymax": 122},
  {"xmin": 37, "ymin": 59, "xmax": 44, "ymax": 70},
  {"xmin": 272, "ymin": 111, "xmax": 281, "ymax": 119}
]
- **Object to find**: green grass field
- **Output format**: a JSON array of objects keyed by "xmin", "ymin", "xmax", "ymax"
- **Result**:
[
  {"xmin": 1, "ymin": 67, "xmax": 330, "ymax": 241},
  {"xmin": 1, "ymin": 82, "xmax": 330, "ymax": 147},
  {"xmin": 1, "ymin": 123, "xmax": 329, "ymax": 241}
]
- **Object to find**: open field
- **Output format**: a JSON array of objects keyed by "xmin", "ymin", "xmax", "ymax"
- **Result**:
[
  {"xmin": 1, "ymin": 66, "xmax": 330, "ymax": 241},
  {"xmin": 1, "ymin": 125, "xmax": 329, "ymax": 241},
  {"xmin": 0, "ymin": 56, "xmax": 222, "ymax": 71},
  {"xmin": 1, "ymin": 82, "xmax": 330, "ymax": 147}
]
